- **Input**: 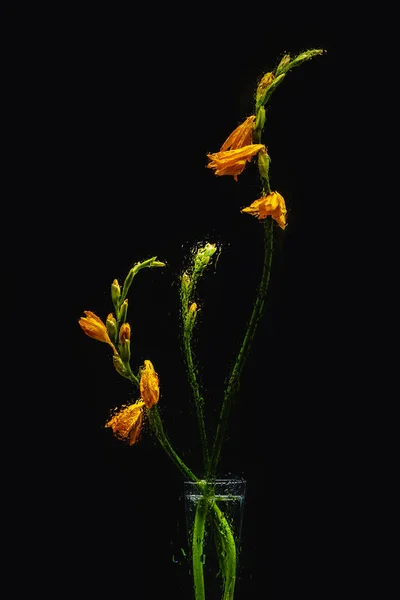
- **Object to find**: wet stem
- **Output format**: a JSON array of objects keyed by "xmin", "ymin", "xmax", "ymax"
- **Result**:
[
  {"xmin": 183, "ymin": 331, "xmax": 209, "ymax": 470},
  {"xmin": 207, "ymin": 96, "xmax": 274, "ymax": 479},
  {"xmin": 192, "ymin": 497, "xmax": 209, "ymax": 600},
  {"xmin": 191, "ymin": 493, "xmax": 237, "ymax": 600},
  {"xmin": 191, "ymin": 102, "xmax": 274, "ymax": 598},
  {"xmin": 207, "ymin": 216, "xmax": 274, "ymax": 479},
  {"xmin": 147, "ymin": 407, "xmax": 199, "ymax": 483},
  {"xmin": 147, "ymin": 88, "xmax": 276, "ymax": 599}
]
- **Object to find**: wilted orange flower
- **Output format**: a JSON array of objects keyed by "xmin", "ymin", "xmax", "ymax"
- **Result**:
[
  {"xmin": 207, "ymin": 144, "xmax": 265, "ymax": 181},
  {"xmin": 241, "ymin": 191, "xmax": 287, "ymax": 230},
  {"xmin": 140, "ymin": 359, "xmax": 160, "ymax": 409},
  {"xmin": 79, "ymin": 310, "xmax": 117, "ymax": 354},
  {"xmin": 105, "ymin": 400, "xmax": 145, "ymax": 446},
  {"xmin": 207, "ymin": 115, "xmax": 265, "ymax": 181},
  {"xmin": 220, "ymin": 115, "xmax": 256, "ymax": 151}
]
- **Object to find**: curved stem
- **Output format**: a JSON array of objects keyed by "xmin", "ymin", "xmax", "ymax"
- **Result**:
[
  {"xmin": 190, "ymin": 487, "xmax": 238, "ymax": 600},
  {"xmin": 126, "ymin": 370, "xmax": 139, "ymax": 388},
  {"xmin": 208, "ymin": 217, "xmax": 274, "ymax": 478},
  {"xmin": 211, "ymin": 502, "xmax": 237, "ymax": 600},
  {"xmin": 147, "ymin": 407, "xmax": 199, "ymax": 482}
]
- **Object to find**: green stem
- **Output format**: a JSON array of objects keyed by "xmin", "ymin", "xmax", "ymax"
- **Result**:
[
  {"xmin": 208, "ymin": 217, "xmax": 274, "ymax": 478},
  {"xmin": 147, "ymin": 406, "xmax": 199, "ymax": 482},
  {"xmin": 184, "ymin": 333, "xmax": 209, "ymax": 472},
  {"xmin": 120, "ymin": 256, "xmax": 158, "ymax": 304},
  {"xmin": 190, "ymin": 487, "xmax": 238, "ymax": 600},
  {"xmin": 211, "ymin": 502, "xmax": 237, "ymax": 600},
  {"xmin": 126, "ymin": 370, "xmax": 139, "ymax": 388},
  {"xmin": 192, "ymin": 496, "xmax": 209, "ymax": 600}
]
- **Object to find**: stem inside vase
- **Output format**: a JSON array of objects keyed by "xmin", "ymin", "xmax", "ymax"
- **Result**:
[{"xmin": 184, "ymin": 479, "xmax": 246, "ymax": 599}]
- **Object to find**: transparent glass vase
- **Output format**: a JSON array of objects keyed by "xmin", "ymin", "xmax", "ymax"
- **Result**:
[{"xmin": 184, "ymin": 478, "xmax": 246, "ymax": 599}]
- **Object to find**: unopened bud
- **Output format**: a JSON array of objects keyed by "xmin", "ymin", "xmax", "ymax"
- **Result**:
[
  {"xmin": 106, "ymin": 313, "xmax": 118, "ymax": 343},
  {"xmin": 257, "ymin": 147, "xmax": 270, "ymax": 179},
  {"xmin": 122, "ymin": 268, "xmax": 135, "ymax": 295},
  {"xmin": 194, "ymin": 243, "xmax": 217, "ymax": 271},
  {"xmin": 113, "ymin": 355, "xmax": 128, "ymax": 378},
  {"xmin": 181, "ymin": 271, "xmax": 192, "ymax": 296},
  {"xmin": 256, "ymin": 73, "xmax": 285, "ymax": 109},
  {"xmin": 275, "ymin": 54, "xmax": 291, "ymax": 76},
  {"xmin": 111, "ymin": 279, "xmax": 121, "ymax": 309},
  {"xmin": 151, "ymin": 260, "xmax": 166, "ymax": 268},
  {"xmin": 255, "ymin": 106, "xmax": 265, "ymax": 132},
  {"xmin": 119, "ymin": 338, "xmax": 131, "ymax": 364},
  {"xmin": 185, "ymin": 302, "xmax": 198, "ymax": 334},
  {"xmin": 288, "ymin": 49, "xmax": 324, "ymax": 70},
  {"xmin": 119, "ymin": 322, "xmax": 131, "ymax": 344},
  {"xmin": 119, "ymin": 299, "xmax": 128, "ymax": 324},
  {"xmin": 256, "ymin": 72, "xmax": 275, "ymax": 103},
  {"xmin": 180, "ymin": 271, "xmax": 191, "ymax": 305},
  {"xmin": 202, "ymin": 243, "xmax": 217, "ymax": 259},
  {"xmin": 119, "ymin": 323, "xmax": 131, "ymax": 363},
  {"xmin": 182, "ymin": 271, "xmax": 191, "ymax": 288}
]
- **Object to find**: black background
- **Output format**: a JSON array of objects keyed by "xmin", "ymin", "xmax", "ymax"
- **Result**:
[{"xmin": 3, "ymin": 6, "xmax": 356, "ymax": 599}]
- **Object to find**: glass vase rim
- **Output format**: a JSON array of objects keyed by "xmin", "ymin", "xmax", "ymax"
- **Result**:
[{"xmin": 184, "ymin": 477, "xmax": 246, "ymax": 490}]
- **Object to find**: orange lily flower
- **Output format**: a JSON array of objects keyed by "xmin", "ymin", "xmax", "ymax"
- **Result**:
[
  {"xmin": 220, "ymin": 115, "xmax": 256, "ymax": 151},
  {"xmin": 207, "ymin": 144, "xmax": 266, "ymax": 181},
  {"xmin": 207, "ymin": 115, "xmax": 265, "ymax": 181},
  {"xmin": 105, "ymin": 400, "xmax": 145, "ymax": 446},
  {"xmin": 140, "ymin": 359, "xmax": 160, "ymax": 409},
  {"xmin": 241, "ymin": 191, "xmax": 287, "ymax": 230},
  {"xmin": 105, "ymin": 359, "xmax": 160, "ymax": 446},
  {"xmin": 79, "ymin": 310, "xmax": 117, "ymax": 354}
]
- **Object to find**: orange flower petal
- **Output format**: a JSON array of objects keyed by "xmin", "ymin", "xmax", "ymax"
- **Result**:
[
  {"xmin": 79, "ymin": 310, "xmax": 117, "ymax": 353},
  {"xmin": 207, "ymin": 144, "xmax": 265, "ymax": 181},
  {"xmin": 220, "ymin": 115, "xmax": 256, "ymax": 151},
  {"xmin": 140, "ymin": 360, "xmax": 160, "ymax": 409},
  {"xmin": 105, "ymin": 400, "xmax": 145, "ymax": 446},
  {"xmin": 241, "ymin": 191, "xmax": 287, "ymax": 230}
]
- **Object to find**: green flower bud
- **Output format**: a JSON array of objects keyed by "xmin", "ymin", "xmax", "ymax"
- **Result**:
[
  {"xmin": 122, "ymin": 268, "xmax": 135, "ymax": 298},
  {"xmin": 113, "ymin": 355, "xmax": 129, "ymax": 378},
  {"xmin": 256, "ymin": 72, "xmax": 275, "ymax": 104},
  {"xmin": 118, "ymin": 322, "xmax": 131, "ymax": 364},
  {"xmin": 151, "ymin": 260, "xmax": 166, "ymax": 268},
  {"xmin": 180, "ymin": 271, "xmax": 191, "ymax": 305},
  {"xmin": 255, "ymin": 106, "xmax": 265, "ymax": 132},
  {"xmin": 111, "ymin": 279, "xmax": 121, "ymax": 310},
  {"xmin": 119, "ymin": 257, "xmax": 165, "ymax": 303},
  {"xmin": 119, "ymin": 299, "xmax": 128, "ymax": 324},
  {"xmin": 194, "ymin": 243, "xmax": 217, "ymax": 272},
  {"xmin": 185, "ymin": 302, "xmax": 198, "ymax": 337},
  {"xmin": 257, "ymin": 147, "xmax": 270, "ymax": 179},
  {"xmin": 275, "ymin": 54, "xmax": 291, "ymax": 76},
  {"xmin": 288, "ymin": 49, "xmax": 324, "ymax": 70},
  {"xmin": 106, "ymin": 313, "xmax": 118, "ymax": 343},
  {"xmin": 119, "ymin": 338, "xmax": 131, "ymax": 364},
  {"xmin": 256, "ymin": 73, "xmax": 285, "ymax": 109}
]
